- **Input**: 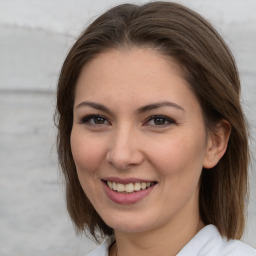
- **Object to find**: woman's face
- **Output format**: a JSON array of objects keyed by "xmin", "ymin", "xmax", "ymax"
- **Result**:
[{"xmin": 71, "ymin": 48, "xmax": 213, "ymax": 234}]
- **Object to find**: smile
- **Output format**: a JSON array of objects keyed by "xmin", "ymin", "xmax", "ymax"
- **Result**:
[
  {"xmin": 102, "ymin": 179, "xmax": 157, "ymax": 204},
  {"xmin": 106, "ymin": 181, "xmax": 155, "ymax": 193}
]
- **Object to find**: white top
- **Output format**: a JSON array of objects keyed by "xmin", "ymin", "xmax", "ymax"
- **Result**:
[{"xmin": 87, "ymin": 225, "xmax": 256, "ymax": 256}]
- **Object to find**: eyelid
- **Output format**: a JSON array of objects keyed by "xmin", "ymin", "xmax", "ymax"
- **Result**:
[
  {"xmin": 144, "ymin": 115, "xmax": 176, "ymax": 127},
  {"xmin": 79, "ymin": 114, "xmax": 111, "ymax": 125},
  {"xmin": 79, "ymin": 114, "xmax": 175, "ymax": 128}
]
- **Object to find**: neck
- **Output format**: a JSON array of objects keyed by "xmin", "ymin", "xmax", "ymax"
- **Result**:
[{"xmin": 110, "ymin": 216, "xmax": 204, "ymax": 256}]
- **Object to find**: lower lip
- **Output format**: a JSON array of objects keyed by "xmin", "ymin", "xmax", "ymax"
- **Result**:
[{"xmin": 102, "ymin": 181, "xmax": 156, "ymax": 205}]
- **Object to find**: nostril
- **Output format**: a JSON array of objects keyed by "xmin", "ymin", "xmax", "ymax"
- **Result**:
[{"xmin": 106, "ymin": 149, "xmax": 144, "ymax": 170}]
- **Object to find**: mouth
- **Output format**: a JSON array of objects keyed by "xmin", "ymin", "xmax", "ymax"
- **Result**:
[{"xmin": 103, "ymin": 180, "xmax": 157, "ymax": 194}]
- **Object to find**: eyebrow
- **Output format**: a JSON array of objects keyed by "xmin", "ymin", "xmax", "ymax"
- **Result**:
[
  {"xmin": 75, "ymin": 101, "xmax": 112, "ymax": 115},
  {"xmin": 75, "ymin": 101, "xmax": 184, "ymax": 114},
  {"xmin": 137, "ymin": 101, "xmax": 184, "ymax": 114}
]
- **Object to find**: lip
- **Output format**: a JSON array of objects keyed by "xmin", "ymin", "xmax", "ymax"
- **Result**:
[
  {"xmin": 102, "ymin": 176, "xmax": 155, "ymax": 185},
  {"xmin": 102, "ymin": 179, "xmax": 157, "ymax": 205}
]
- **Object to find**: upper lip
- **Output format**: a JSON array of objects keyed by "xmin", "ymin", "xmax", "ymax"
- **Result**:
[{"xmin": 102, "ymin": 177, "xmax": 157, "ymax": 185}]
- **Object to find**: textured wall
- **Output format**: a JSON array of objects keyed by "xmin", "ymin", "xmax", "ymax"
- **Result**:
[
  {"xmin": 1, "ymin": 0, "xmax": 256, "ymax": 92},
  {"xmin": 0, "ymin": 1, "xmax": 255, "ymax": 255},
  {"xmin": 1, "ymin": 0, "xmax": 256, "ymax": 35}
]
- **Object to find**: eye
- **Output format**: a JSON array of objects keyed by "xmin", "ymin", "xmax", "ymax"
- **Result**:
[
  {"xmin": 80, "ymin": 114, "xmax": 110, "ymax": 126},
  {"xmin": 145, "ymin": 115, "xmax": 175, "ymax": 127}
]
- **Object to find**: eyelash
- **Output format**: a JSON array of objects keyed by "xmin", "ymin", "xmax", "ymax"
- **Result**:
[
  {"xmin": 79, "ymin": 114, "xmax": 175, "ymax": 127},
  {"xmin": 145, "ymin": 115, "xmax": 176, "ymax": 127},
  {"xmin": 80, "ymin": 114, "xmax": 110, "ymax": 126}
]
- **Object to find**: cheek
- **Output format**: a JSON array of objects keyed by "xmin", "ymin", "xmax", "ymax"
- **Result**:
[
  {"xmin": 70, "ymin": 130, "xmax": 106, "ymax": 174},
  {"xmin": 145, "ymin": 131, "xmax": 206, "ymax": 177}
]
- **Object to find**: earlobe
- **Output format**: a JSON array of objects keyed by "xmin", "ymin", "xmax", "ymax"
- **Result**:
[{"xmin": 203, "ymin": 120, "xmax": 231, "ymax": 169}]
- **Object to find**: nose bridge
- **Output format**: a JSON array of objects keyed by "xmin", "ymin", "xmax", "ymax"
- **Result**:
[{"xmin": 106, "ymin": 122, "xmax": 143, "ymax": 169}]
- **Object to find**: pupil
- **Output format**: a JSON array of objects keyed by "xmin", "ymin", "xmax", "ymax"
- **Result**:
[
  {"xmin": 94, "ymin": 117, "xmax": 105, "ymax": 124},
  {"xmin": 155, "ymin": 118, "xmax": 165, "ymax": 125}
]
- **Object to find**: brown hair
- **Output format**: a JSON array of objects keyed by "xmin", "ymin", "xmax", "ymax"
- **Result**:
[{"xmin": 55, "ymin": 1, "xmax": 249, "ymax": 241}]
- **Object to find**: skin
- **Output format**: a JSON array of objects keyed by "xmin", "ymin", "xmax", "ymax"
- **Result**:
[{"xmin": 71, "ymin": 48, "xmax": 230, "ymax": 256}]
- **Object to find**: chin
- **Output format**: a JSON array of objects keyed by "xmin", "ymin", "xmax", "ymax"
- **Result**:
[
  {"xmin": 111, "ymin": 223, "xmax": 150, "ymax": 234},
  {"xmin": 102, "ymin": 213, "xmax": 155, "ymax": 234}
]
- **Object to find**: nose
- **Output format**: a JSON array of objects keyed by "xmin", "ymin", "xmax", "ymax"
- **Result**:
[{"xmin": 106, "ymin": 125, "xmax": 144, "ymax": 170}]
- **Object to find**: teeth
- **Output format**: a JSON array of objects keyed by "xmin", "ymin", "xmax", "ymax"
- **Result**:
[
  {"xmin": 134, "ymin": 182, "xmax": 141, "ymax": 191},
  {"xmin": 107, "ymin": 181, "xmax": 113, "ymax": 189},
  {"xmin": 117, "ymin": 183, "xmax": 125, "ymax": 192},
  {"xmin": 141, "ymin": 182, "xmax": 146, "ymax": 189},
  {"xmin": 125, "ymin": 183, "xmax": 134, "ymax": 193},
  {"xmin": 106, "ymin": 181, "xmax": 154, "ymax": 193}
]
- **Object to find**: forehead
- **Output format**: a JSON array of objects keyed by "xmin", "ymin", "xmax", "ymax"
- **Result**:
[
  {"xmin": 74, "ymin": 47, "xmax": 199, "ymax": 112},
  {"xmin": 78, "ymin": 47, "xmax": 185, "ymax": 82}
]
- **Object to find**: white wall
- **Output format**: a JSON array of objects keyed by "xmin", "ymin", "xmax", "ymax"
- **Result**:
[
  {"xmin": 1, "ymin": 0, "xmax": 256, "ymax": 35},
  {"xmin": 0, "ymin": 0, "xmax": 256, "ymax": 92},
  {"xmin": 0, "ymin": 1, "xmax": 255, "ymax": 255}
]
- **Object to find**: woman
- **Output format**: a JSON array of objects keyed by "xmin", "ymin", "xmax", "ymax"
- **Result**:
[{"xmin": 55, "ymin": 2, "xmax": 256, "ymax": 255}]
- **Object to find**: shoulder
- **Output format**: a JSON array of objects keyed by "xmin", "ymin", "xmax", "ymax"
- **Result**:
[
  {"xmin": 177, "ymin": 225, "xmax": 256, "ymax": 256},
  {"xmin": 86, "ymin": 236, "xmax": 115, "ymax": 256},
  {"xmin": 223, "ymin": 239, "xmax": 256, "ymax": 256}
]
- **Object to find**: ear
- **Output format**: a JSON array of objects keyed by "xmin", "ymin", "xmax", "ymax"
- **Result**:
[{"xmin": 203, "ymin": 120, "xmax": 231, "ymax": 169}]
